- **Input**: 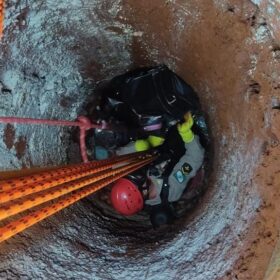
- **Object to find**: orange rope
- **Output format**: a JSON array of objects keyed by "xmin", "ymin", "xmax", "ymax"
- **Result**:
[
  {"xmin": 0, "ymin": 154, "xmax": 143, "ymax": 203},
  {"xmin": 0, "ymin": 152, "xmax": 143, "ymax": 192},
  {"xmin": 0, "ymin": 157, "xmax": 154, "ymax": 221},
  {"xmin": 0, "ymin": 158, "xmax": 153, "ymax": 243},
  {"xmin": 0, "ymin": 0, "xmax": 4, "ymax": 38}
]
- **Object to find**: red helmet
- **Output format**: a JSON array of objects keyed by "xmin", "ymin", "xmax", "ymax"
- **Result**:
[{"xmin": 110, "ymin": 178, "xmax": 144, "ymax": 216}]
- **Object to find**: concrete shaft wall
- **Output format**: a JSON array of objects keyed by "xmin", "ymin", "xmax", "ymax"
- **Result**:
[
  {"xmin": 0, "ymin": 0, "xmax": 280, "ymax": 279},
  {"xmin": 252, "ymin": 0, "xmax": 280, "ymax": 42}
]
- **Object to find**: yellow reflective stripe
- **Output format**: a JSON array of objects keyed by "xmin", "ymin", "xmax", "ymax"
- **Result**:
[
  {"xmin": 148, "ymin": 135, "xmax": 165, "ymax": 147},
  {"xmin": 135, "ymin": 139, "xmax": 151, "ymax": 151},
  {"xmin": 179, "ymin": 130, "xmax": 194, "ymax": 143},
  {"xmin": 178, "ymin": 114, "xmax": 195, "ymax": 143}
]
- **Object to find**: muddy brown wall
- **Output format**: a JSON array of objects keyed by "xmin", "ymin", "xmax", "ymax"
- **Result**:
[
  {"xmin": 0, "ymin": 1, "xmax": 280, "ymax": 280},
  {"xmin": 120, "ymin": 1, "xmax": 280, "ymax": 277}
]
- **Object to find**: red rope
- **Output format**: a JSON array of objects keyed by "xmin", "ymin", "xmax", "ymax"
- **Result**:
[{"xmin": 0, "ymin": 116, "xmax": 110, "ymax": 163}]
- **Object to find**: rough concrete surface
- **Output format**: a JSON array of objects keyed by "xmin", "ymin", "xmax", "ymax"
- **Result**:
[{"xmin": 0, "ymin": 0, "xmax": 280, "ymax": 279}]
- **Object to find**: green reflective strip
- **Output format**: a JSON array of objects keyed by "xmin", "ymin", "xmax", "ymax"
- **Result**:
[
  {"xmin": 135, "ymin": 139, "xmax": 151, "ymax": 152},
  {"xmin": 148, "ymin": 135, "xmax": 165, "ymax": 147},
  {"xmin": 179, "ymin": 130, "xmax": 194, "ymax": 143}
]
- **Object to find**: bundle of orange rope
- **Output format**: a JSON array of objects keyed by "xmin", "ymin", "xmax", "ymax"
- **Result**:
[
  {"xmin": 0, "ymin": 0, "xmax": 4, "ymax": 38},
  {"xmin": 0, "ymin": 151, "xmax": 156, "ymax": 243}
]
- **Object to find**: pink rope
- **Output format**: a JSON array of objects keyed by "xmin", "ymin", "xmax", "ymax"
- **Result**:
[
  {"xmin": 0, "ymin": 116, "xmax": 109, "ymax": 163},
  {"xmin": 0, "ymin": 116, "xmax": 100, "ymax": 129},
  {"xmin": 77, "ymin": 116, "xmax": 93, "ymax": 163}
]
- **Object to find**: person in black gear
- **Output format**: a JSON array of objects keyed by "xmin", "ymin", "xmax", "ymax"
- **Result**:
[{"xmin": 96, "ymin": 65, "xmax": 209, "ymax": 227}]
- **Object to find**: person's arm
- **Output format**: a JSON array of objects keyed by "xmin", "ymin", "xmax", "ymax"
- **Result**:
[{"xmin": 167, "ymin": 113, "xmax": 205, "ymax": 202}]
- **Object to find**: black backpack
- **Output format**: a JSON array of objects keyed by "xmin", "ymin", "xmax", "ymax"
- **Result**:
[{"xmin": 101, "ymin": 65, "xmax": 201, "ymax": 129}]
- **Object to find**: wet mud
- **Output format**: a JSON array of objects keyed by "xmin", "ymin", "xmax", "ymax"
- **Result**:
[{"xmin": 0, "ymin": 0, "xmax": 279, "ymax": 279}]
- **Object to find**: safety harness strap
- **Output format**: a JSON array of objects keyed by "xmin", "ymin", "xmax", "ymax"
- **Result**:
[{"xmin": 160, "ymin": 177, "xmax": 170, "ymax": 205}]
